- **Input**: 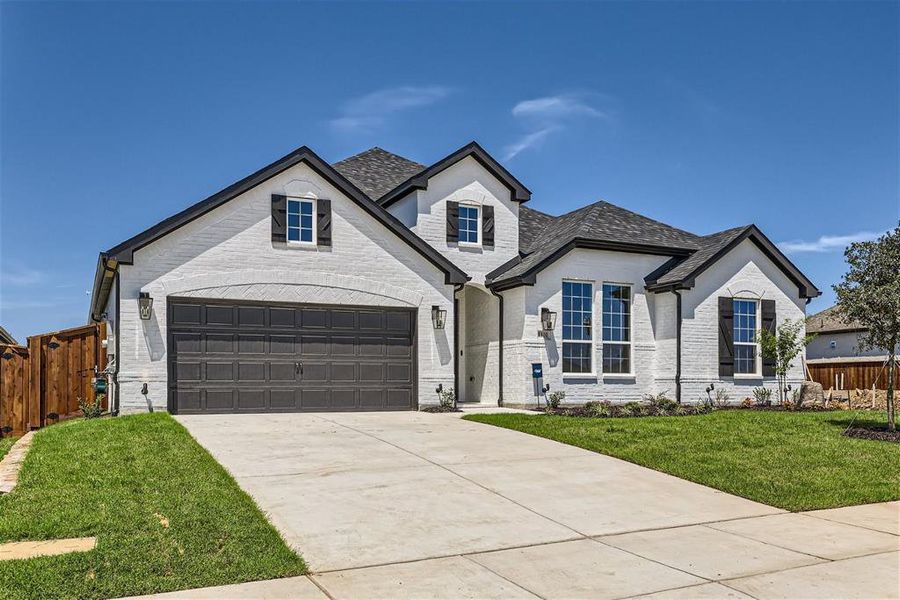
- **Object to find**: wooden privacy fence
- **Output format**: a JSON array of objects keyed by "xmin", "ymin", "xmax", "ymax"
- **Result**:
[
  {"xmin": 0, "ymin": 323, "xmax": 107, "ymax": 437},
  {"xmin": 807, "ymin": 359, "xmax": 889, "ymax": 392}
]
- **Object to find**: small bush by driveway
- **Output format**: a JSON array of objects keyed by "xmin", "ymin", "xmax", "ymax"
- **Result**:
[
  {"xmin": 0, "ymin": 414, "xmax": 305, "ymax": 600},
  {"xmin": 464, "ymin": 410, "xmax": 900, "ymax": 511}
]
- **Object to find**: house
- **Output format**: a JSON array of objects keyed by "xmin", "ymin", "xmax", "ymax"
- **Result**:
[
  {"xmin": 806, "ymin": 305, "xmax": 883, "ymax": 361},
  {"xmin": 0, "ymin": 326, "xmax": 17, "ymax": 347},
  {"xmin": 88, "ymin": 141, "xmax": 820, "ymax": 414}
]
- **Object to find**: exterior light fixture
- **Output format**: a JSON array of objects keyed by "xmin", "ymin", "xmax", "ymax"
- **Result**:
[
  {"xmin": 431, "ymin": 305, "xmax": 447, "ymax": 329},
  {"xmin": 540, "ymin": 308, "xmax": 557, "ymax": 335},
  {"xmin": 48, "ymin": 336, "xmax": 61, "ymax": 349},
  {"xmin": 138, "ymin": 292, "xmax": 154, "ymax": 320}
]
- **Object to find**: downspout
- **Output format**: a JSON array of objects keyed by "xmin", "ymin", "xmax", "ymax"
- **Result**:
[
  {"xmin": 452, "ymin": 284, "xmax": 464, "ymax": 408},
  {"xmin": 489, "ymin": 288, "xmax": 504, "ymax": 406},
  {"xmin": 672, "ymin": 289, "xmax": 683, "ymax": 403},
  {"xmin": 113, "ymin": 270, "xmax": 121, "ymax": 416}
]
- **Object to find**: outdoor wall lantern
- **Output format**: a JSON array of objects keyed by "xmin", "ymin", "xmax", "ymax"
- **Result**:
[
  {"xmin": 431, "ymin": 305, "xmax": 447, "ymax": 330},
  {"xmin": 48, "ymin": 336, "xmax": 61, "ymax": 350},
  {"xmin": 540, "ymin": 307, "xmax": 557, "ymax": 336},
  {"xmin": 138, "ymin": 292, "xmax": 154, "ymax": 320}
]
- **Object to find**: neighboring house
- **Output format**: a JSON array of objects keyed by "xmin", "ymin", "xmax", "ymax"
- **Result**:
[
  {"xmin": 0, "ymin": 326, "xmax": 17, "ymax": 346},
  {"xmin": 88, "ymin": 142, "xmax": 820, "ymax": 414},
  {"xmin": 806, "ymin": 305, "xmax": 884, "ymax": 361}
]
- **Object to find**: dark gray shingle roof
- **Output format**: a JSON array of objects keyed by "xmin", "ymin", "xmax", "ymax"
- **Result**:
[
  {"xmin": 491, "ymin": 201, "xmax": 701, "ymax": 284},
  {"xmin": 332, "ymin": 148, "xmax": 425, "ymax": 200},
  {"xmin": 645, "ymin": 225, "xmax": 749, "ymax": 288}
]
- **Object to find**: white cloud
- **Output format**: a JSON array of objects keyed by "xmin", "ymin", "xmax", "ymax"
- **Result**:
[
  {"xmin": 779, "ymin": 230, "xmax": 885, "ymax": 253},
  {"xmin": 330, "ymin": 85, "xmax": 453, "ymax": 133},
  {"xmin": 504, "ymin": 92, "xmax": 613, "ymax": 160},
  {"xmin": 512, "ymin": 95, "xmax": 609, "ymax": 121},
  {"xmin": 503, "ymin": 127, "xmax": 559, "ymax": 161},
  {"xmin": 0, "ymin": 265, "xmax": 45, "ymax": 287}
]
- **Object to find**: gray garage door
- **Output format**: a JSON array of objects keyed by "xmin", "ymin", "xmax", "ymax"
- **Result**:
[{"xmin": 167, "ymin": 298, "xmax": 417, "ymax": 413}]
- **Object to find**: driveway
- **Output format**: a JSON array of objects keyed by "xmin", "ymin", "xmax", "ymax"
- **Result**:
[{"xmin": 171, "ymin": 410, "xmax": 900, "ymax": 599}]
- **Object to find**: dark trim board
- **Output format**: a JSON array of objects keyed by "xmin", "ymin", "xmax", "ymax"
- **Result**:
[
  {"xmin": 166, "ymin": 297, "xmax": 419, "ymax": 414},
  {"xmin": 378, "ymin": 141, "xmax": 531, "ymax": 207}
]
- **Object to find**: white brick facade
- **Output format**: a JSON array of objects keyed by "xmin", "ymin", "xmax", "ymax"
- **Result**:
[
  {"xmin": 107, "ymin": 162, "xmax": 456, "ymax": 413},
  {"xmin": 99, "ymin": 145, "xmax": 813, "ymax": 413}
]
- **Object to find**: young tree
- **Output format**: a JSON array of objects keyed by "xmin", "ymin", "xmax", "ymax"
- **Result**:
[
  {"xmin": 759, "ymin": 319, "xmax": 813, "ymax": 406},
  {"xmin": 833, "ymin": 227, "xmax": 900, "ymax": 431}
]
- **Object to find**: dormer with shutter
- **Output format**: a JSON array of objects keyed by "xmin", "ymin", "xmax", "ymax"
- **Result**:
[{"xmin": 333, "ymin": 142, "xmax": 531, "ymax": 284}]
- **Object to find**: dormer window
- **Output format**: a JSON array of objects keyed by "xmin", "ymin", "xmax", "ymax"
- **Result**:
[
  {"xmin": 287, "ymin": 198, "xmax": 316, "ymax": 244},
  {"xmin": 458, "ymin": 205, "xmax": 481, "ymax": 245}
]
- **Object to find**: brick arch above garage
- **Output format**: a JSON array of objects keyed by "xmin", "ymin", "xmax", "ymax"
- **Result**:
[{"xmin": 153, "ymin": 270, "xmax": 424, "ymax": 308}]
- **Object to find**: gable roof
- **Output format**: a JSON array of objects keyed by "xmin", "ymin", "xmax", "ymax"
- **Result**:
[
  {"xmin": 487, "ymin": 201, "xmax": 700, "ymax": 290},
  {"xmin": 377, "ymin": 141, "xmax": 531, "ymax": 207},
  {"xmin": 0, "ymin": 326, "xmax": 17, "ymax": 346},
  {"xmin": 806, "ymin": 305, "xmax": 866, "ymax": 334},
  {"xmin": 332, "ymin": 147, "xmax": 426, "ymax": 200},
  {"xmin": 90, "ymin": 144, "xmax": 469, "ymax": 321},
  {"xmin": 644, "ymin": 224, "xmax": 820, "ymax": 299}
]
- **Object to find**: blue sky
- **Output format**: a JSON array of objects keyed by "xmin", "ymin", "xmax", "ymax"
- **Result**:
[{"xmin": 1, "ymin": 1, "xmax": 897, "ymax": 342}]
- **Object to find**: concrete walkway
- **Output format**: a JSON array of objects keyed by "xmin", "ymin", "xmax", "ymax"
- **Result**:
[{"xmin": 151, "ymin": 410, "xmax": 899, "ymax": 600}]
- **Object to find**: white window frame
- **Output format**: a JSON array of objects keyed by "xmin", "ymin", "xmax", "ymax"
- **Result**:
[
  {"xmin": 733, "ymin": 297, "xmax": 761, "ymax": 377},
  {"xmin": 561, "ymin": 279, "xmax": 596, "ymax": 377},
  {"xmin": 287, "ymin": 197, "xmax": 317, "ymax": 246},
  {"xmin": 601, "ymin": 282, "xmax": 634, "ymax": 378},
  {"xmin": 457, "ymin": 203, "xmax": 482, "ymax": 247}
]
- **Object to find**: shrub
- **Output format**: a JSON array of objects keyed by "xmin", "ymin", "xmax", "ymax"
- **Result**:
[
  {"xmin": 714, "ymin": 388, "xmax": 731, "ymax": 408},
  {"xmin": 644, "ymin": 392, "xmax": 679, "ymax": 415},
  {"xmin": 623, "ymin": 401, "xmax": 644, "ymax": 417},
  {"xmin": 697, "ymin": 395, "xmax": 715, "ymax": 414},
  {"xmin": 78, "ymin": 395, "xmax": 104, "ymax": 419},
  {"xmin": 547, "ymin": 390, "xmax": 566, "ymax": 410},
  {"xmin": 438, "ymin": 387, "xmax": 456, "ymax": 409},
  {"xmin": 752, "ymin": 386, "xmax": 773, "ymax": 406},
  {"xmin": 584, "ymin": 400, "xmax": 612, "ymax": 417}
]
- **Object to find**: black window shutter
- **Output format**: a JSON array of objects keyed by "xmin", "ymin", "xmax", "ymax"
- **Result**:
[
  {"xmin": 482, "ymin": 205, "xmax": 495, "ymax": 247},
  {"xmin": 317, "ymin": 199, "xmax": 332, "ymax": 247},
  {"xmin": 718, "ymin": 296, "xmax": 735, "ymax": 377},
  {"xmin": 761, "ymin": 299, "xmax": 776, "ymax": 377},
  {"xmin": 446, "ymin": 201, "xmax": 459, "ymax": 243},
  {"xmin": 271, "ymin": 194, "xmax": 287, "ymax": 244}
]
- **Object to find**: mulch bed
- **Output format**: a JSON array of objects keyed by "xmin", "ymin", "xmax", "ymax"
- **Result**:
[
  {"xmin": 843, "ymin": 426, "xmax": 900, "ymax": 444},
  {"xmin": 421, "ymin": 405, "xmax": 462, "ymax": 413}
]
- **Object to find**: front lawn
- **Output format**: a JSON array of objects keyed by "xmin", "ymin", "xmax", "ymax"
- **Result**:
[
  {"xmin": 0, "ymin": 414, "xmax": 306, "ymax": 599},
  {"xmin": 0, "ymin": 437, "xmax": 16, "ymax": 462},
  {"xmin": 464, "ymin": 410, "xmax": 900, "ymax": 511}
]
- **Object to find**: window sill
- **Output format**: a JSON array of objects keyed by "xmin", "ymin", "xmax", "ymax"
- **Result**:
[
  {"xmin": 457, "ymin": 242, "xmax": 483, "ymax": 251},
  {"xmin": 603, "ymin": 373, "xmax": 636, "ymax": 380},
  {"xmin": 563, "ymin": 373, "xmax": 598, "ymax": 382},
  {"xmin": 733, "ymin": 374, "xmax": 763, "ymax": 380}
]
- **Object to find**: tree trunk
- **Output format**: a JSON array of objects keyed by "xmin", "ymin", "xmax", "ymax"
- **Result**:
[{"xmin": 888, "ymin": 354, "xmax": 895, "ymax": 432}]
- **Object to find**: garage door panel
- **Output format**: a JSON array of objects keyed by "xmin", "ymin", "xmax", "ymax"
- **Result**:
[
  {"xmin": 206, "ymin": 389, "xmax": 235, "ymax": 411},
  {"xmin": 270, "ymin": 335, "xmax": 296, "ymax": 354},
  {"xmin": 238, "ymin": 306, "xmax": 266, "ymax": 327},
  {"xmin": 169, "ymin": 299, "xmax": 416, "ymax": 413},
  {"xmin": 301, "ymin": 335, "xmax": 328, "ymax": 355},
  {"xmin": 206, "ymin": 305, "xmax": 234, "ymax": 326},
  {"xmin": 206, "ymin": 334, "xmax": 234, "ymax": 354},
  {"xmin": 270, "ymin": 362, "xmax": 297, "ymax": 381},
  {"xmin": 386, "ymin": 389, "xmax": 413, "ymax": 408},
  {"xmin": 331, "ymin": 363, "xmax": 357, "ymax": 382}
]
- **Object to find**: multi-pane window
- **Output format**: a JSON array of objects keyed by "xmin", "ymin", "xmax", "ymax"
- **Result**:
[
  {"xmin": 458, "ymin": 205, "xmax": 480, "ymax": 244},
  {"xmin": 562, "ymin": 281, "xmax": 593, "ymax": 374},
  {"xmin": 287, "ymin": 199, "xmax": 315, "ymax": 243},
  {"xmin": 733, "ymin": 299, "xmax": 759, "ymax": 375},
  {"xmin": 602, "ymin": 284, "xmax": 631, "ymax": 374}
]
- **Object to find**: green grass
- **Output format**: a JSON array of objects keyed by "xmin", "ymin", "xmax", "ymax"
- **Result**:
[
  {"xmin": 0, "ymin": 437, "xmax": 17, "ymax": 462},
  {"xmin": 464, "ymin": 410, "xmax": 900, "ymax": 511},
  {"xmin": 0, "ymin": 414, "xmax": 306, "ymax": 599}
]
